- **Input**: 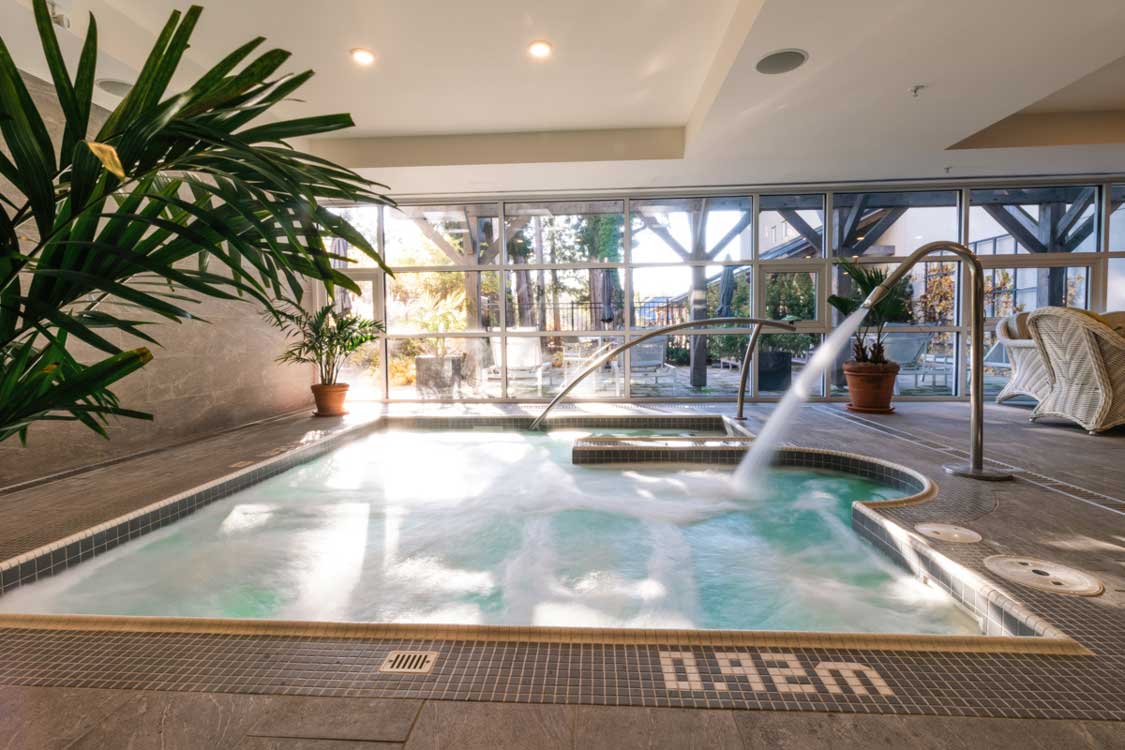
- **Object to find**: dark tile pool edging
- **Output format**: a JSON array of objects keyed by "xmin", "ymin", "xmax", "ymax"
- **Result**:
[
  {"xmin": 851, "ymin": 503, "xmax": 1067, "ymax": 640},
  {"xmin": 0, "ymin": 418, "xmax": 387, "ymax": 596}
]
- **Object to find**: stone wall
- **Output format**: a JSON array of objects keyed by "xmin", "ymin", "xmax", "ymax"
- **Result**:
[{"xmin": 0, "ymin": 73, "xmax": 315, "ymax": 485}]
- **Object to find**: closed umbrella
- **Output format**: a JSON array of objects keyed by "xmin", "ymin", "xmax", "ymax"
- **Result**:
[
  {"xmin": 600, "ymin": 269, "xmax": 617, "ymax": 324},
  {"xmin": 715, "ymin": 266, "xmax": 737, "ymax": 317},
  {"xmin": 330, "ymin": 237, "xmax": 353, "ymax": 313}
]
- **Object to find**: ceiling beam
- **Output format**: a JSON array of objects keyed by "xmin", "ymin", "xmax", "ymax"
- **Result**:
[
  {"xmin": 950, "ymin": 111, "xmax": 1125, "ymax": 150},
  {"xmin": 308, "ymin": 128, "xmax": 684, "ymax": 169}
]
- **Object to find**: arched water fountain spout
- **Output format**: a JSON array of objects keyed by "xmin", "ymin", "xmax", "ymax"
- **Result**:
[
  {"xmin": 528, "ymin": 317, "xmax": 797, "ymax": 431},
  {"xmin": 861, "ymin": 241, "xmax": 1012, "ymax": 481}
]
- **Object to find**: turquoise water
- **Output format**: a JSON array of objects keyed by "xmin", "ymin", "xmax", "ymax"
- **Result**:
[{"xmin": 0, "ymin": 430, "xmax": 976, "ymax": 634}]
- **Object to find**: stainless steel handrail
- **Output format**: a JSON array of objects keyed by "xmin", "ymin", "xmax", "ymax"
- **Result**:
[
  {"xmin": 528, "ymin": 317, "xmax": 796, "ymax": 431},
  {"xmin": 860, "ymin": 240, "xmax": 1012, "ymax": 481}
]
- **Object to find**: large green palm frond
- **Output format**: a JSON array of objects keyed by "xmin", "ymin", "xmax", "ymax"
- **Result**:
[{"xmin": 0, "ymin": 0, "xmax": 391, "ymax": 443}]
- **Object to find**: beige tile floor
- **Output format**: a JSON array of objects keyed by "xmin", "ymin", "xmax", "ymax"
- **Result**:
[{"xmin": 2, "ymin": 685, "xmax": 1121, "ymax": 749}]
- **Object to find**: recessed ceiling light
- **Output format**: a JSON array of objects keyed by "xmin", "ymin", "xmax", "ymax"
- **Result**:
[
  {"xmin": 528, "ymin": 40, "xmax": 553, "ymax": 59},
  {"xmin": 350, "ymin": 48, "xmax": 376, "ymax": 66},
  {"xmin": 755, "ymin": 49, "xmax": 808, "ymax": 75},
  {"xmin": 95, "ymin": 78, "xmax": 132, "ymax": 97}
]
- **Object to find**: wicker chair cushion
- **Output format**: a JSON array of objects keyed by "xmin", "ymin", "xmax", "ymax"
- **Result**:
[{"xmin": 1003, "ymin": 312, "xmax": 1032, "ymax": 339}]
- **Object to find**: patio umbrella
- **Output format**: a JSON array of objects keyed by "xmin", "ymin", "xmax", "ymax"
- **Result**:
[
  {"xmin": 330, "ymin": 237, "xmax": 353, "ymax": 313},
  {"xmin": 600, "ymin": 269, "xmax": 617, "ymax": 323},
  {"xmin": 715, "ymin": 266, "xmax": 737, "ymax": 317}
]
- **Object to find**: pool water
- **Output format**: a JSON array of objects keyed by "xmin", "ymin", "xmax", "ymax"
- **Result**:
[{"xmin": 0, "ymin": 430, "xmax": 977, "ymax": 634}]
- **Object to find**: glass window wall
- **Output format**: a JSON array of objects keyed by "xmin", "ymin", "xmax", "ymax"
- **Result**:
[{"xmin": 331, "ymin": 181, "xmax": 1116, "ymax": 401}]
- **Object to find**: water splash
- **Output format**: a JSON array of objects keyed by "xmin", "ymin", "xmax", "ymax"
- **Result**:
[{"xmin": 732, "ymin": 307, "xmax": 870, "ymax": 495}]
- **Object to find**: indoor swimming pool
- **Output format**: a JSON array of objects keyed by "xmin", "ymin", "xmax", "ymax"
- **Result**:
[{"xmin": 0, "ymin": 429, "xmax": 977, "ymax": 635}]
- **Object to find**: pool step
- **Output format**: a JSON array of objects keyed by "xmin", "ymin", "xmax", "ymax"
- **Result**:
[{"xmin": 572, "ymin": 435, "xmax": 754, "ymax": 465}]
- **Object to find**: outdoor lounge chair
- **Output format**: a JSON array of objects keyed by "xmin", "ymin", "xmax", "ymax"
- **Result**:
[
  {"xmin": 1027, "ymin": 307, "xmax": 1125, "ymax": 434},
  {"xmin": 882, "ymin": 332, "xmax": 932, "ymax": 391},
  {"xmin": 614, "ymin": 335, "xmax": 674, "ymax": 388},
  {"xmin": 993, "ymin": 312, "xmax": 1050, "ymax": 404},
  {"xmin": 486, "ymin": 328, "xmax": 552, "ymax": 396}
]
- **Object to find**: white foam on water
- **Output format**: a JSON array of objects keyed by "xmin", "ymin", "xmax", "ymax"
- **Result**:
[{"xmin": 732, "ymin": 307, "xmax": 870, "ymax": 495}]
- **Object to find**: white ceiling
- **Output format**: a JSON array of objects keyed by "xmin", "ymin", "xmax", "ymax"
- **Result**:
[
  {"xmin": 47, "ymin": 0, "xmax": 742, "ymax": 136},
  {"xmin": 8, "ymin": 0, "xmax": 1125, "ymax": 196}
]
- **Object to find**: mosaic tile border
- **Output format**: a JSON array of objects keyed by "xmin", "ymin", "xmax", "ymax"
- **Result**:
[
  {"xmin": 0, "ymin": 613, "xmax": 1085, "ymax": 655},
  {"xmin": 0, "ymin": 419, "xmax": 382, "ymax": 596},
  {"xmin": 377, "ymin": 414, "xmax": 729, "ymax": 432},
  {"xmin": 0, "ymin": 627, "xmax": 1113, "ymax": 720},
  {"xmin": 571, "ymin": 439, "xmax": 934, "ymax": 499}
]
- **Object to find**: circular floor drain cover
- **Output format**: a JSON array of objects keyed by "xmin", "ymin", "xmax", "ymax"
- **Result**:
[
  {"xmin": 915, "ymin": 523, "xmax": 982, "ymax": 543},
  {"xmin": 984, "ymin": 556, "xmax": 1104, "ymax": 596}
]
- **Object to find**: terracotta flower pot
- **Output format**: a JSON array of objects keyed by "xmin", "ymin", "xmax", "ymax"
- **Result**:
[
  {"xmin": 842, "ymin": 361, "xmax": 900, "ymax": 413},
  {"xmin": 311, "ymin": 383, "xmax": 349, "ymax": 417}
]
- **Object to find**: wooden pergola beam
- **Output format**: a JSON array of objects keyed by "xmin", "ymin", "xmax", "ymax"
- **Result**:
[
  {"xmin": 847, "ymin": 208, "xmax": 907, "ymax": 255},
  {"xmin": 838, "ymin": 194, "xmax": 868, "ymax": 248},
  {"xmin": 981, "ymin": 204, "xmax": 1047, "ymax": 253},
  {"xmin": 970, "ymin": 187, "xmax": 1097, "ymax": 205},
  {"xmin": 705, "ymin": 212, "xmax": 753, "ymax": 260},
  {"xmin": 831, "ymin": 190, "xmax": 956, "ymax": 209},
  {"xmin": 640, "ymin": 216, "xmax": 691, "ymax": 261},
  {"xmin": 1055, "ymin": 187, "xmax": 1096, "ymax": 239},
  {"xmin": 777, "ymin": 209, "xmax": 823, "ymax": 251},
  {"xmin": 1063, "ymin": 201, "xmax": 1123, "ymax": 252}
]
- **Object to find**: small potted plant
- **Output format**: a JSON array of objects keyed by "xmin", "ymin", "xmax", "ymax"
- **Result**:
[
  {"xmin": 828, "ymin": 260, "xmax": 913, "ymax": 413},
  {"xmin": 268, "ymin": 304, "xmax": 383, "ymax": 416}
]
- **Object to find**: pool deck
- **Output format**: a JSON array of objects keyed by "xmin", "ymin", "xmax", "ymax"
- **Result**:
[{"xmin": 0, "ymin": 402, "xmax": 1122, "ymax": 748}]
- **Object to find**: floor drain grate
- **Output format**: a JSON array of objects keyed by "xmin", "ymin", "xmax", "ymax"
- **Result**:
[
  {"xmin": 984, "ymin": 555, "xmax": 1104, "ymax": 596},
  {"xmin": 379, "ymin": 651, "xmax": 438, "ymax": 674}
]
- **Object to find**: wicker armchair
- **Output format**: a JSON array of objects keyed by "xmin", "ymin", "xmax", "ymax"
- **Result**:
[
  {"xmin": 994, "ymin": 312, "xmax": 1050, "ymax": 403},
  {"xmin": 1027, "ymin": 308, "xmax": 1125, "ymax": 434}
]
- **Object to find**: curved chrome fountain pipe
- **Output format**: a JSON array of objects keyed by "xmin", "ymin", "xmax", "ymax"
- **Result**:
[
  {"xmin": 528, "ymin": 317, "xmax": 796, "ymax": 431},
  {"xmin": 734, "ymin": 324, "xmax": 765, "ymax": 421},
  {"xmin": 861, "ymin": 241, "xmax": 1012, "ymax": 481}
]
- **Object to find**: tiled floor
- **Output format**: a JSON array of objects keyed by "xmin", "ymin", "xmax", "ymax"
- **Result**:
[
  {"xmin": 0, "ymin": 401, "xmax": 1123, "ymax": 747},
  {"xmin": 1, "ymin": 685, "xmax": 1121, "ymax": 749}
]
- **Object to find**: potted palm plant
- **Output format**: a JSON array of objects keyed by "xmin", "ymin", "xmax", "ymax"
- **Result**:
[
  {"xmin": 0, "ymin": 1, "xmax": 392, "ymax": 443},
  {"xmin": 828, "ymin": 260, "xmax": 913, "ymax": 413},
  {"xmin": 268, "ymin": 305, "xmax": 383, "ymax": 416}
]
